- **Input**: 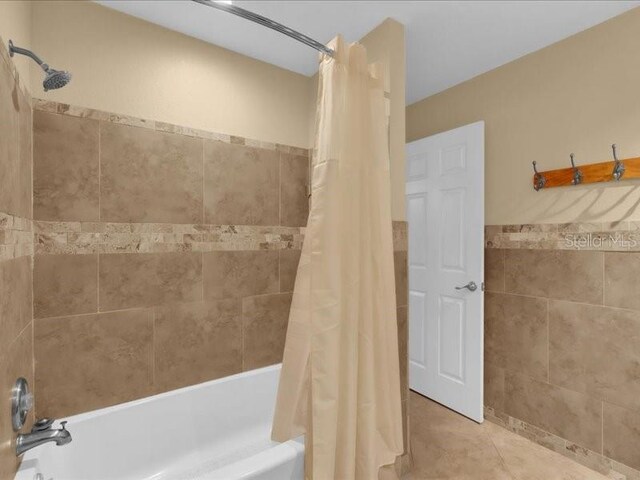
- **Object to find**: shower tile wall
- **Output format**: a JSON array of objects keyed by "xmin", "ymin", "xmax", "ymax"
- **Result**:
[
  {"xmin": 31, "ymin": 105, "xmax": 309, "ymax": 418},
  {"xmin": 0, "ymin": 37, "xmax": 34, "ymax": 480},
  {"xmin": 484, "ymin": 224, "xmax": 640, "ymax": 478},
  {"xmin": 31, "ymin": 99, "xmax": 410, "ymax": 462}
]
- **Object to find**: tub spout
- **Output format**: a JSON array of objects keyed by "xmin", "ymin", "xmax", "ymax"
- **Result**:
[{"xmin": 16, "ymin": 419, "xmax": 72, "ymax": 456}]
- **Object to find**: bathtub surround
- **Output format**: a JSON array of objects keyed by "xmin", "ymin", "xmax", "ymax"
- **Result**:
[
  {"xmin": 30, "ymin": 100, "xmax": 410, "ymax": 469},
  {"xmin": 0, "ymin": 36, "xmax": 35, "ymax": 480},
  {"xmin": 484, "ymin": 224, "xmax": 640, "ymax": 479},
  {"xmin": 31, "ymin": 100, "xmax": 310, "ymax": 418}
]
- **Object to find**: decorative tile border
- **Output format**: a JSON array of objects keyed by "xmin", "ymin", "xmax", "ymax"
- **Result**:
[
  {"xmin": 33, "ymin": 99, "xmax": 310, "ymax": 157},
  {"xmin": 35, "ymin": 221, "xmax": 407, "ymax": 255},
  {"xmin": 485, "ymin": 406, "xmax": 640, "ymax": 480},
  {"xmin": 486, "ymin": 221, "xmax": 640, "ymax": 251},
  {"xmin": 35, "ymin": 221, "xmax": 304, "ymax": 255},
  {"xmin": 0, "ymin": 212, "xmax": 34, "ymax": 261}
]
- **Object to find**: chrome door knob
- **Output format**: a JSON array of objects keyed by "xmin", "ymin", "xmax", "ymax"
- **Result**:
[{"xmin": 455, "ymin": 281, "xmax": 478, "ymax": 292}]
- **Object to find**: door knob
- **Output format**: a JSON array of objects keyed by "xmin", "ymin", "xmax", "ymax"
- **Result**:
[{"xmin": 455, "ymin": 281, "xmax": 478, "ymax": 292}]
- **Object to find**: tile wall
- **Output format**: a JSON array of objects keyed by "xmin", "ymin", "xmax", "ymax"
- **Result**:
[
  {"xmin": 0, "ymin": 37, "xmax": 34, "ymax": 479},
  {"xmin": 30, "ymin": 101, "xmax": 410, "ymax": 468},
  {"xmin": 485, "ymin": 223, "xmax": 640, "ymax": 479},
  {"xmin": 30, "ymin": 102, "xmax": 310, "ymax": 418}
]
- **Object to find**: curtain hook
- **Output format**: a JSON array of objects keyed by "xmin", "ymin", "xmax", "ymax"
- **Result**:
[
  {"xmin": 532, "ymin": 161, "xmax": 546, "ymax": 191},
  {"xmin": 570, "ymin": 153, "xmax": 583, "ymax": 185},
  {"xmin": 611, "ymin": 144, "xmax": 625, "ymax": 181}
]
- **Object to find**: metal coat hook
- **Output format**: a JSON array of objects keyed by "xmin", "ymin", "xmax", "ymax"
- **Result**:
[
  {"xmin": 569, "ymin": 153, "xmax": 583, "ymax": 185},
  {"xmin": 611, "ymin": 144, "xmax": 625, "ymax": 181},
  {"xmin": 532, "ymin": 161, "xmax": 546, "ymax": 191}
]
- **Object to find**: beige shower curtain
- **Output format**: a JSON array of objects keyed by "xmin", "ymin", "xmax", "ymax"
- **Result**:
[{"xmin": 272, "ymin": 36, "xmax": 403, "ymax": 480}]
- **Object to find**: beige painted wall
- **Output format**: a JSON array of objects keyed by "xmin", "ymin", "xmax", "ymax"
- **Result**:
[
  {"xmin": 30, "ymin": 1, "xmax": 314, "ymax": 148},
  {"xmin": 407, "ymin": 7, "xmax": 640, "ymax": 226},
  {"xmin": 0, "ymin": 1, "xmax": 33, "ymax": 87}
]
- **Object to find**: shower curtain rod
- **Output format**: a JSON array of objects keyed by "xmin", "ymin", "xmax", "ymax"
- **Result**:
[{"xmin": 191, "ymin": 0, "xmax": 335, "ymax": 57}]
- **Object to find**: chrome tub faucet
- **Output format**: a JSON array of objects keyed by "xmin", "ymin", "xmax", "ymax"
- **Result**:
[{"xmin": 16, "ymin": 418, "xmax": 72, "ymax": 456}]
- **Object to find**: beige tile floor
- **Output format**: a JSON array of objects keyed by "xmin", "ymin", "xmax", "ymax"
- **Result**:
[{"xmin": 408, "ymin": 391, "xmax": 609, "ymax": 480}]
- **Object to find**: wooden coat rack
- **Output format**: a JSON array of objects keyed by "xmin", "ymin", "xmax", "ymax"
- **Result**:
[{"xmin": 532, "ymin": 145, "xmax": 640, "ymax": 190}]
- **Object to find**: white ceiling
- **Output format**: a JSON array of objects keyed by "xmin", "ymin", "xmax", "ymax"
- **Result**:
[{"xmin": 96, "ymin": 1, "xmax": 640, "ymax": 105}]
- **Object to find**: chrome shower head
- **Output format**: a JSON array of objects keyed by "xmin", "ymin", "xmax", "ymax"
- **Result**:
[
  {"xmin": 43, "ymin": 68, "xmax": 71, "ymax": 92},
  {"xmin": 8, "ymin": 40, "xmax": 71, "ymax": 92}
]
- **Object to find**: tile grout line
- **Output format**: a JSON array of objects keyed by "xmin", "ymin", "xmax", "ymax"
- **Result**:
[{"xmin": 483, "ymin": 426, "xmax": 518, "ymax": 480}]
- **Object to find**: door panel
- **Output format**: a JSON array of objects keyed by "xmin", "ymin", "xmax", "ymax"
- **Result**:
[{"xmin": 406, "ymin": 122, "xmax": 484, "ymax": 423}]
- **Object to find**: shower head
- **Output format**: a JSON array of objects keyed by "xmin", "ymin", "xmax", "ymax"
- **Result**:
[
  {"xmin": 43, "ymin": 68, "xmax": 71, "ymax": 92},
  {"xmin": 8, "ymin": 40, "xmax": 71, "ymax": 92}
]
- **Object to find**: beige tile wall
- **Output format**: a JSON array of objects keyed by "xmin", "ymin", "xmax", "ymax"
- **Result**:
[
  {"xmin": 486, "ymin": 224, "xmax": 640, "ymax": 478},
  {"xmin": 0, "ymin": 37, "xmax": 34, "ymax": 480},
  {"xmin": 31, "ymin": 104, "xmax": 311, "ymax": 419},
  {"xmin": 31, "ymin": 101, "xmax": 410, "ymax": 468}
]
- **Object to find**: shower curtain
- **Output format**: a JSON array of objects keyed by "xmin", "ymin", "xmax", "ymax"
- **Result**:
[{"xmin": 272, "ymin": 36, "xmax": 403, "ymax": 480}]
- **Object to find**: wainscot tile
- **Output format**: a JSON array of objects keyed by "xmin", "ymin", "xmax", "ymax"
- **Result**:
[
  {"xmin": 504, "ymin": 249, "xmax": 603, "ymax": 304},
  {"xmin": 550, "ymin": 300, "xmax": 640, "ymax": 413},
  {"xmin": 504, "ymin": 371, "xmax": 603, "ymax": 453},
  {"xmin": 484, "ymin": 248, "xmax": 504, "ymax": 292},
  {"xmin": 605, "ymin": 252, "xmax": 640, "ymax": 311},
  {"xmin": 604, "ymin": 402, "xmax": 640, "ymax": 471},
  {"xmin": 485, "ymin": 292, "xmax": 548, "ymax": 380}
]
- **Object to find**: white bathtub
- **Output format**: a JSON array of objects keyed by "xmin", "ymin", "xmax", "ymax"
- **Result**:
[{"xmin": 15, "ymin": 365, "xmax": 304, "ymax": 480}]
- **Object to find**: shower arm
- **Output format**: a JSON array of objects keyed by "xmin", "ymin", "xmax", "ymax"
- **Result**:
[
  {"xmin": 8, "ymin": 40, "xmax": 49, "ymax": 71},
  {"xmin": 190, "ymin": 0, "xmax": 335, "ymax": 58}
]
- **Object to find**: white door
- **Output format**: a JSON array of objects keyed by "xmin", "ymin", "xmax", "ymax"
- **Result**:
[{"xmin": 406, "ymin": 122, "xmax": 484, "ymax": 422}]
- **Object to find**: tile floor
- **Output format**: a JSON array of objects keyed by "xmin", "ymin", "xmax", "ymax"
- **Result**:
[{"xmin": 408, "ymin": 391, "xmax": 609, "ymax": 480}]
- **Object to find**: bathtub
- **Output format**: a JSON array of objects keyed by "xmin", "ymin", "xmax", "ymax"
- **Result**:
[{"xmin": 15, "ymin": 365, "xmax": 304, "ymax": 480}]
